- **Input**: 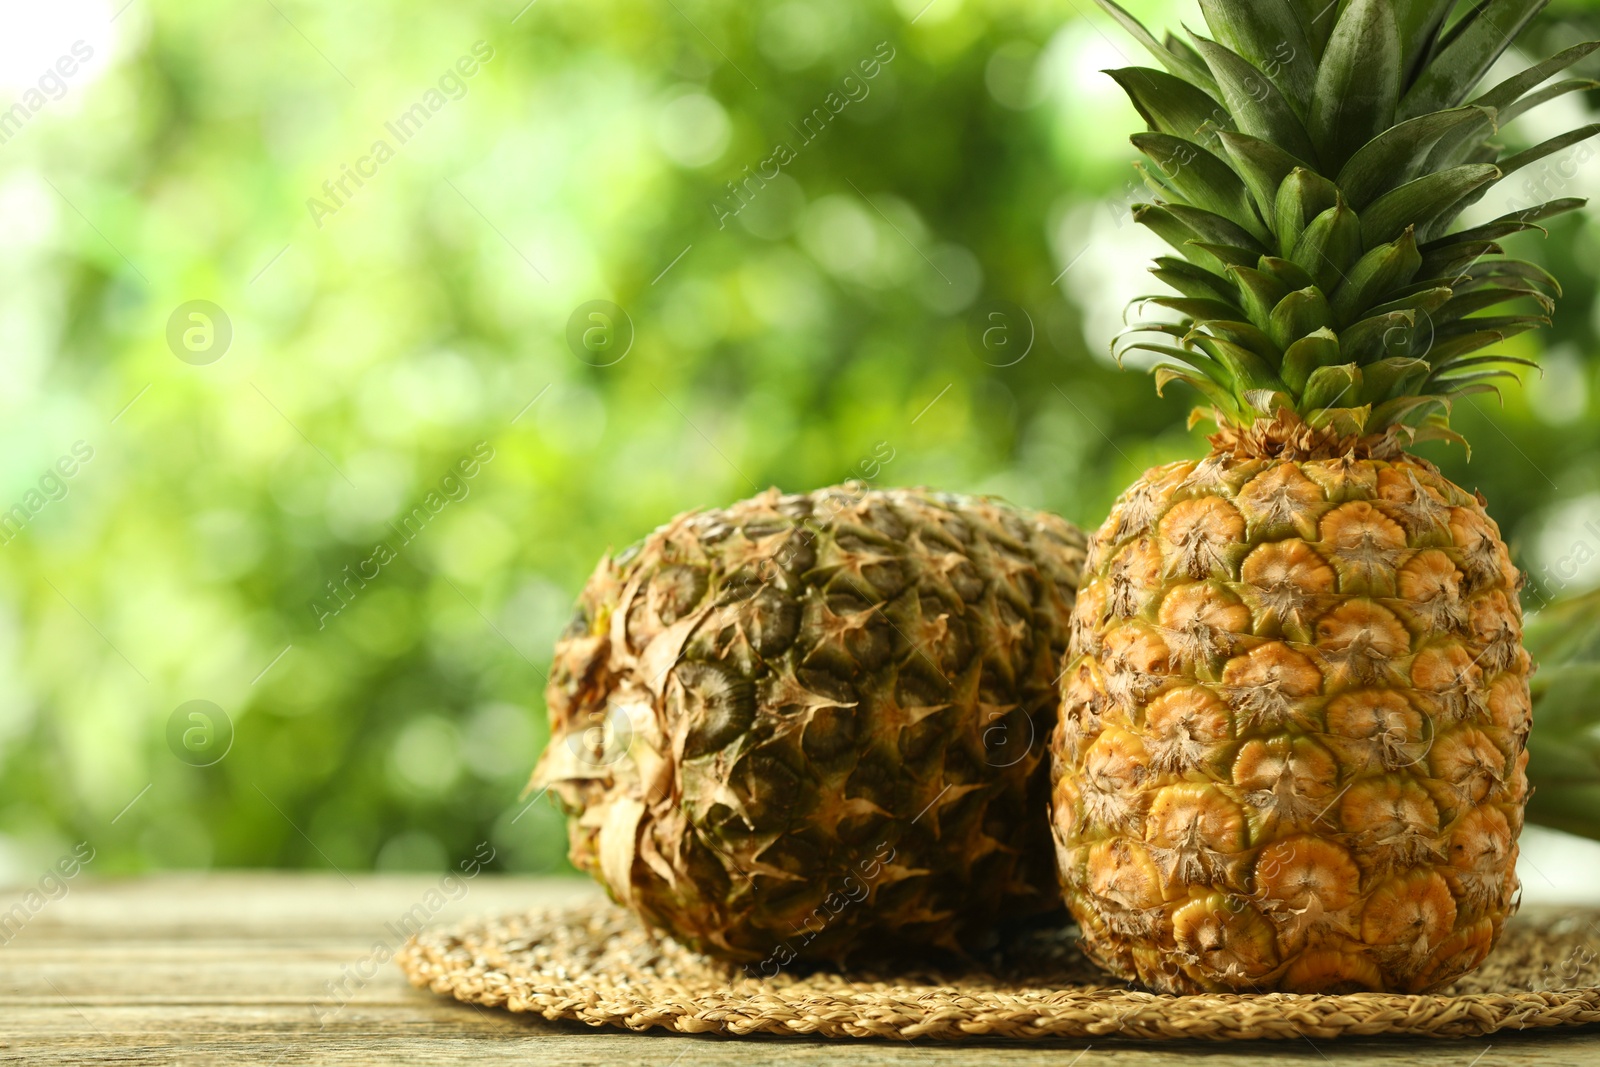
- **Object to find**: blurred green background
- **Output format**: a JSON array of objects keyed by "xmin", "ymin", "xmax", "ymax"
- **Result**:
[{"xmin": 1, "ymin": 0, "xmax": 1598, "ymax": 879}]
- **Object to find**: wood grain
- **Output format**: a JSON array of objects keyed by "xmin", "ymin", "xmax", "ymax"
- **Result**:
[{"xmin": 2, "ymin": 873, "xmax": 1597, "ymax": 1065}]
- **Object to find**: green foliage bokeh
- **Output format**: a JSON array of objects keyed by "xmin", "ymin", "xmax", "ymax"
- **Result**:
[{"xmin": 1, "ymin": 0, "xmax": 1598, "ymax": 877}]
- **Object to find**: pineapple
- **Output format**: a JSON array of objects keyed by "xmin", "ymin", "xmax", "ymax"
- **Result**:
[
  {"xmin": 1051, "ymin": 0, "xmax": 1598, "ymax": 994},
  {"xmin": 532, "ymin": 486, "xmax": 1086, "ymax": 965}
]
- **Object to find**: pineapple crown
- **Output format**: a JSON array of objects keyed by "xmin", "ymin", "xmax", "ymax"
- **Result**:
[{"xmin": 1101, "ymin": 0, "xmax": 1598, "ymax": 455}]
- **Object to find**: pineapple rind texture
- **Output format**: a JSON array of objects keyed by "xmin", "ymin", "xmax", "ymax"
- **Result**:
[
  {"xmin": 1052, "ymin": 454, "xmax": 1530, "ymax": 994},
  {"xmin": 533, "ymin": 486, "xmax": 1086, "ymax": 965}
]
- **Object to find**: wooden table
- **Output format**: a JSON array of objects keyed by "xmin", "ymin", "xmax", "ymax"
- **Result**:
[{"xmin": 4, "ymin": 873, "xmax": 1598, "ymax": 1065}]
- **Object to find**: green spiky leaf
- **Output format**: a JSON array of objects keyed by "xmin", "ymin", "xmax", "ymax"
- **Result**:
[
  {"xmin": 1215, "ymin": 129, "xmax": 1310, "ymax": 220},
  {"xmin": 1289, "ymin": 199, "xmax": 1362, "ymax": 291},
  {"xmin": 1274, "ymin": 167, "xmax": 1340, "ymax": 254},
  {"xmin": 1398, "ymin": 0, "xmax": 1548, "ymax": 121},
  {"xmin": 1192, "ymin": 34, "xmax": 1318, "ymax": 162},
  {"xmin": 1098, "ymin": 0, "xmax": 1579, "ymax": 438},
  {"xmin": 1358, "ymin": 356, "xmax": 1431, "ymax": 403},
  {"xmin": 1359, "ymin": 164, "xmax": 1501, "ymax": 247},
  {"xmin": 1394, "ymin": 0, "xmax": 1457, "ymax": 83},
  {"xmin": 1152, "ymin": 257, "xmax": 1238, "ymax": 303},
  {"xmin": 1094, "ymin": 0, "xmax": 1221, "ymax": 92},
  {"xmin": 1340, "ymin": 311, "xmax": 1425, "ymax": 364},
  {"xmin": 1498, "ymin": 124, "xmax": 1600, "ymax": 178},
  {"xmin": 1198, "ymin": 0, "xmax": 1318, "ymax": 112},
  {"xmin": 1132, "ymin": 133, "xmax": 1268, "ymax": 241},
  {"xmin": 1228, "ymin": 265, "xmax": 1291, "ymax": 331},
  {"xmin": 1502, "ymin": 78, "xmax": 1600, "ymax": 124},
  {"xmin": 1336, "ymin": 106, "xmax": 1496, "ymax": 208},
  {"xmin": 1108, "ymin": 67, "xmax": 1230, "ymax": 138},
  {"xmin": 1302, "ymin": 363, "xmax": 1362, "ymax": 408},
  {"xmin": 1472, "ymin": 40, "xmax": 1600, "ymax": 112},
  {"xmin": 1280, "ymin": 328, "xmax": 1342, "ymax": 391},
  {"xmin": 1268, "ymin": 287, "xmax": 1335, "ymax": 352},
  {"xmin": 1309, "ymin": 0, "xmax": 1401, "ymax": 171}
]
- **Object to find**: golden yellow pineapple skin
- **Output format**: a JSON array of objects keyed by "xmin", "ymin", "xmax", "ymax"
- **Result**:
[{"xmin": 1051, "ymin": 451, "xmax": 1530, "ymax": 995}]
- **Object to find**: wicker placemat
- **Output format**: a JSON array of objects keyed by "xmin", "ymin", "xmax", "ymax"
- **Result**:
[{"xmin": 396, "ymin": 901, "xmax": 1600, "ymax": 1041}]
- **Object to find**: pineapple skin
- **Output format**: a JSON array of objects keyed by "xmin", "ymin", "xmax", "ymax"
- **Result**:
[
  {"xmin": 1051, "ymin": 449, "xmax": 1530, "ymax": 994},
  {"xmin": 534, "ymin": 486, "xmax": 1086, "ymax": 965}
]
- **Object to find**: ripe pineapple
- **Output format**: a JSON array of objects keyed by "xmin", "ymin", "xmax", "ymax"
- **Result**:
[
  {"xmin": 1052, "ymin": 0, "xmax": 1597, "ymax": 994},
  {"xmin": 532, "ymin": 486, "xmax": 1086, "ymax": 965}
]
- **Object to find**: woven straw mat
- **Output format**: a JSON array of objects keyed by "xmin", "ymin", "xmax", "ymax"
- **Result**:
[{"xmin": 396, "ymin": 901, "xmax": 1600, "ymax": 1041}]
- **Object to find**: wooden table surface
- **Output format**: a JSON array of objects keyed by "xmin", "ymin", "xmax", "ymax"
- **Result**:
[{"xmin": 4, "ymin": 872, "xmax": 1599, "ymax": 1066}]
